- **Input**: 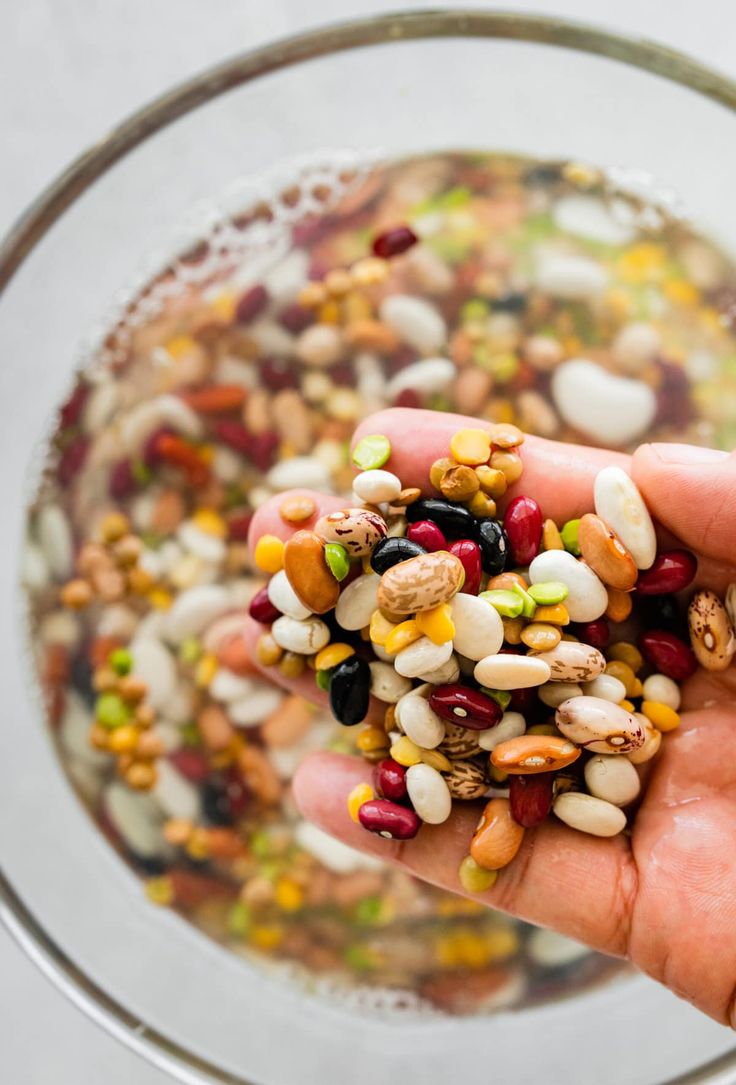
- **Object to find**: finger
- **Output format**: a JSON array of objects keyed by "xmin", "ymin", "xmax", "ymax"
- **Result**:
[
  {"xmin": 352, "ymin": 408, "xmax": 630, "ymax": 523},
  {"xmin": 631, "ymin": 444, "xmax": 736, "ymax": 567},
  {"xmin": 293, "ymin": 751, "xmax": 635, "ymax": 957},
  {"xmin": 247, "ymin": 490, "xmax": 346, "ymax": 555}
]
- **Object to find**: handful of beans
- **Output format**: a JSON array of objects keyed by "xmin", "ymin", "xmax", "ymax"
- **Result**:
[{"xmin": 252, "ymin": 423, "xmax": 736, "ymax": 894}]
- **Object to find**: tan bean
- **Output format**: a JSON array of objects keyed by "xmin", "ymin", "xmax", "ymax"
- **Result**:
[
  {"xmin": 491, "ymin": 735, "xmax": 580, "ymax": 774},
  {"xmin": 470, "ymin": 798, "xmax": 525, "ymax": 871},
  {"xmin": 283, "ymin": 531, "xmax": 340, "ymax": 615},
  {"xmin": 578, "ymin": 514, "xmax": 637, "ymax": 591},
  {"xmin": 688, "ymin": 589, "xmax": 736, "ymax": 672},
  {"xmin": 378, "ymin": 551, "xmax": 464, "ymax": 615},
  {"xmin": 532, "ymin": 641, "xmax": 606, "ymax": 682},
  {"xmin": 445, "ymin": 759, "xmax": 488, "ymax": 799}
]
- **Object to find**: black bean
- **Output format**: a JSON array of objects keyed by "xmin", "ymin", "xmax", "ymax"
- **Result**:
[
  {"xmin": 370, "ymin": 536, "xmax": 426, "ymax": 574},
  {"xmin": 202, "ymin": 776, "xmax": 238, "ymax": 826},
  {"xmin": 405, "ymin": 499, "xmax": 478, "ymax": 540},
  {"xmin": 491, "ymin": 291, "xmax": 527, "ymax": 314},
  {"xmin": 637, "ymin": 593, "xmax": 688, "ymax": 637},
  {"xmin": 477, "ymin": 518, "xmax": 510, "ymax": 575},
  {"xmin": 329, "ymin": 657, "xmax": 371, "ymax": 726}
]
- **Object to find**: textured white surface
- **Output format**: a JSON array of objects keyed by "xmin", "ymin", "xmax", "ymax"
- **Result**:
[{"xmin": 1, "ymin": 2, "xmax": 734, "ymax": 1083}]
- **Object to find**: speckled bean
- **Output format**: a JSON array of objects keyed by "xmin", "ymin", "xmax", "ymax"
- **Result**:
[
  {"xmin": 531, "ymin": 641, "xmax": 606, "ymax": 682},
  {"xmin": 555, "ymin": 696, "xmax": 645, "ymax": 754}
]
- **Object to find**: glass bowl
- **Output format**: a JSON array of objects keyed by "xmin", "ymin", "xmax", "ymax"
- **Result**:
[{"xmin": 2, "ymin": 10, "xmax": 736, "ymax": 1085}]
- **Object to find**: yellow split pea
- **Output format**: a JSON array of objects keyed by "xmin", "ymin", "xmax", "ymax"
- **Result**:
[
  {"xmin": 450, "ymin": 428, "xmax": 492, "ymax": 467},
  {"xmin": 254, "ymin": 534, "xmax": 285, "ymax": 574}
]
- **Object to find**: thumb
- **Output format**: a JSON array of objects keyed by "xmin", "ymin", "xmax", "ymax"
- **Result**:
[{"xmin": 631, "ymin": 443, "xmax": 736, "ymax": 564}]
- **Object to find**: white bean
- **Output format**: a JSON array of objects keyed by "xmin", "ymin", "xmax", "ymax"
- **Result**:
[
  {"xmin": 130, "ymin": 638, "xmax": 177, "ymax": 711},
  {"xmin": 474, "ymin": 654, "xmax": 550, "ymax": 690},
  {"xmin": 397, "ymin": 691, "xmax": 445, "ymax": 748},
  {"xmin": 528, "ymin": 549, "xmax": 608, "ymax": 623},
  {"xmin": 335, "ymin": 573, "xmax": 380, "ymax": 631},
  {"xmin": 271, "ymin": 615, "xmax": 330, "ymax": 654},
  {"xmin": 641, "ymin": 673, "xmax": 681, "ymax": 711},
  {"xmin": 478, "ymin": 711, "xmax": 526, "ymax": 752},
  {"xmin": 267, "ymin": 570, "xmax": 312, "ymax": 621},
  {"xmin": 37, "ymin": 504, "xmax": 73, "ymax": 579},
  {"xmin": 394, "ymin": 637, "xmax": 453, "ymax": 679},
  {"xmin": 406, "ymin": 763, "xmax": 452, "ymax": 824},
  {"xmin": 594, "ymin": 466, "xmax": 657, "ymax": 570},
  {"xmin": 379, "ymin": 295, "xmax": 447, "ymax": 354},
  {"xmin": 369, "ymin": 661, "xmax": 412, "ymax": 703},
  {"xmin": 451, "ymin": 593, "xmax": 504, "ymax": 661},
  {"xmin": 585, "ymin": 755, "xmax": 641, "ymax": 806},
  {"xmin": 553, "ymin": 792, "xmax": 627, "ymax": 837},
  {"xmin": 583, "ymin": 674, "xmax": 627, "ymax": 703}
]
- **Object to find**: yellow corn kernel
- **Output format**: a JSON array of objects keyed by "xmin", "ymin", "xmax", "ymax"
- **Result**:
[
  {"xmin": 347, "ymin": 782, "xmax": 375, "ymax": 823},
  {"xmin": 356, "ymin": 727, "xmax": 389, "ymax": 753},
  {"xmin": 542, "ymin": 518, "xmax": 564, "ymax": 551},
  {"xmin": 642, "ymin": 700, "xmax": 681, "ymax": 733},
  {"xmin": 630, "ymin": 678, "xmax": 644, "ymax": 698},
  {"xmin": 606, "ymin": 642, "xmax": 644, "ymax": 673},
  {"xmin": 663, "ymin": 279, "xmax": 699, "ymax": 305},
  {"xmin": 192, "ymin": 508, "xmax": 227, "ymax": 538},
  {"xmin": 318, "ymin": 299, "xmax": 341, "ymax": 324},
  {"xmin": 254, "ymin": 534, "xmax": 285, "ymax": 574},
  {"xmin": 533, "ymin": 603, "xmax": 570, "ymax": 626},
  {"xmin": 298, "ymin": 281, "xmax": 328, "ymax": 308},
  {"xmin": 619, "ymin": 699, "xmax": 636, "ymax": 713},
  {"xmin": 420, "ymin": 748, "xmax": 453, "ymax": 773},
  {"xmin": 210, "ymin": 292, "xmax": 236, "ymax": 322},
  {"xmin": 148, "ymin": 588, "xmax": 173, "ymax": 610},
  {"xmin": 384, "ymin": 619, "xmax": 422, "ymax": 656},
  {"xmin": 450, "ymin": 427, "xmax": 492, "ymax": 467},
  {"xmin": 415, "ymin": 603, "xmax": 455, "ymax": 646},
  {"xmin": 250, "ymin": 924, "xmax": 284, "ymax": 950},
  {"xmin": 435, "ymin": 934, "xmax": 463, "ymax": 969},
  {"xmin": 390, "ymin": 735, "xmax": 423, "ymax": 767},
  {"xmin": 369, "ymin": 610, "xmax": 396, "ymax": 646},
  {"xmin": 315, "ymin": 643, "xmax": 355, "ymax": 671},
  {"xmin": 165, "ymin": 334, "xmax": 198, "ymax": 360},
  {"xmin": 107, "ymin": 724, "xmax": 140, "ymax": 754},
  {"xmin": 484, "ymin": 925, "xmax": 520, "ymax": 962},
  {"xmin": 604, "ymin": 660, "xmax": 638, "ymax": 697},
  {"xmin": 362, "ymin": 555, "xmax": 374, "ymax": 575},
  {"xmin": 351, "ymin": 256, "xmax": 389, "ymax": 286},
  {"xmin": 145, "ymin": 876, "xmax": 174, "ymax": 906},
  {"xmin": 195, "ymin": 653, "xmax": 218, "ymax": 688},
  {"xmin": 274, "ymin": 877, "xmax": 304, "ymax": 912}
]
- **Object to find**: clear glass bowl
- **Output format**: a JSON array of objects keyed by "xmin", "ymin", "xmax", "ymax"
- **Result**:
[{"xmin": 2, "ymin": 11, "xmax": 736, "ymax": 1085}]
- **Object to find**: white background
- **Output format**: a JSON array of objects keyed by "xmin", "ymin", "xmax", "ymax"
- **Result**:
[{"xmin": 1, "ymin": 2, "xmax": 735, "ymax": 1082}]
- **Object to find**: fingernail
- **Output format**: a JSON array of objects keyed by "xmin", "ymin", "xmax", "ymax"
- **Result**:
[{"xmin": 650, "ymin": 443, "xmax": 730, "ymax": 465}]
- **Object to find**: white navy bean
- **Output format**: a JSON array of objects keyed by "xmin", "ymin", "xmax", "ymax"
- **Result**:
[
  {"xmin": 405, "ymin": 763, "xmax": 452, "ymax": 824},
  {"xmin": 267, "ymin": 569, "xmax": 312, "ymax": 621},
  {"xmin": 594, "ymin": 466, "xmax": 656, "ymax": 570},
  {"xmin": 584, "ymin": 755, "xmax": 641, "ymax": 806},
  {"xmin": 395, "ymin": 637, "xmax": 453, "ymax": 679},
  {"xmin": 528, "ymin": 549, "xmax": 608, "ymax": 623},
  {"xmin": 369, "ymin": 661, "xmax": 412, "ymax": 703},
  {"xmin": 552, "ymin": 359, "xmax": 656, "ymax": 447},
  {"xmin": 397, "ymin": 691, "xmax": 445, "ymax": 748},
  {"xmin": 379, "ymin": 295, "xmax": 447, "ymax": 354},
  {"xmin": 478, "ymin": 711, "xmax": 526, "ymax": 752},
  {"xmin": 553, "ymin": 792, "xmax": 627, "ymax": 837},
  {"xmin": 583, "ymin": 674, "xmax": 627, "ymax": 703},
  {"xmin": 37, "ymin": 504, "xmax": 73, "ymax": 579},
  {"xmin": 451, "ymin": 592, "xmax": 504, "ymax": 661},
  {"xmin": 271, "ymin": 615, "xmax": 330, "ymax": 654},
  {"xmin": 474, "ymin": 654, "xmax": 550, "ymax": 690},
  {"xmin": 353, "ymin": 469, "xmax": 402, "ymax": 505},
  {"xmin": 228, "ymin": 686, "xmax": 284, "ymax": 726},
  {"xmin": 334, "ymin": 573, "xmax": 380, "ymax": 631},
  {"xmin": 641, "ymin": 673, "xmax": 681, "ymax": 711}
]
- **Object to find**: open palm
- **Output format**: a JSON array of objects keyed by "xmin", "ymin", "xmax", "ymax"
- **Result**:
[{"xmin": 245, "ymin": 408, "xmax": 736, "ymax": 1027}]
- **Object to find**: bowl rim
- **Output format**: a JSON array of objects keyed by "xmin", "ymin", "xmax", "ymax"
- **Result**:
[{"xmin": 2, "ymin": 9, "xmax": 736, "ymax": 1084}]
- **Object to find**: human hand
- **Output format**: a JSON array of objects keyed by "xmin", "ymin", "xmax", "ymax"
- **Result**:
[{"xmin": 245, "ymin": 407, "xmax": 736, "ymax": 1027}]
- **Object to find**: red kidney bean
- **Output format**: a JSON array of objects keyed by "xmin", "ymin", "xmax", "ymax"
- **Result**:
[
  {"xmin": 358, "ymin": 799, "xmax": 421, "ymax": 839},
  {"xmin": 58, "ymin": 436, "xmax": 89, "ymax": 486},
  {"xmin": 639, "ymin": 629, "xmax": 697, "ymax": 680},
  {"xmin": 503, "ymin": 496, "xmax": 542, "ymax": 566},
  {"xmin": 394, "ymin": 388, "xmax": 422, "ymax": 409},
  {"xmin": 169, "ymin": 748, "xmax": 210, "ymax": 783},
  {"xmin": 407, "ymin": 520, "xmax": 448, "ymax": 552},
  {"xmin": 143, "ymin": 426, "xmax": 175, "ymax": 467},
  {"xmin": 636, "ymin": 550, "xmax": 697, "ymax": 596},
  {"xmin": 448, "ymin": 539, "xmax": 482, "ymax": 595},
  {"xmin": 429, "ymin": 685, "xmax": 503, "ymax": 730},
  {"xmin": 260, "ymin": 356, "xmax": 298, "ymax": 391},
  {"xmin": 235, "ymin": 284, "xmax": 269, "ymax": 324},
  {"xmin": 278, "ymin": 302, "xmax": 313, "ymax": 334},
  {"xmin": 59, "ymin": 382, "xmax": 89, "ymax": 429},
  {"xmin": 227, "ymin": 510, "xmax": 253, "ymax": 542},
  {"xmin": 248, "ymin": 586, "xmax": 281, "ymax": 624},
  {"xmin": 373, "ymin": 758, "xmax": 408, "ymax": 802},
  {"xmin": 509, "ymin": 772, "xmax": 554, "ymax": 828},
  {"xmin": 574, "ymin": 619, "xmax": 610, "ymax": 648},
  {"xmin": 372, "ymin": 225, "xmax": 418, "ymax": 259},
  {"xmin": 109, "ymin": 458, "xmax": 138, "ymax": 499},
  {"xmin": 213, "ymin": 420, "xmax": 253, "ymax": 456},
  {"xmin": 249, "ymin": 431, "xmax": 280, "ymax": 471}
]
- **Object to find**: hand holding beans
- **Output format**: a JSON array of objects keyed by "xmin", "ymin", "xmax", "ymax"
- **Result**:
[{"xmin": 246, "ymin": 407, "xmax": 736, "ymax": 1029}]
